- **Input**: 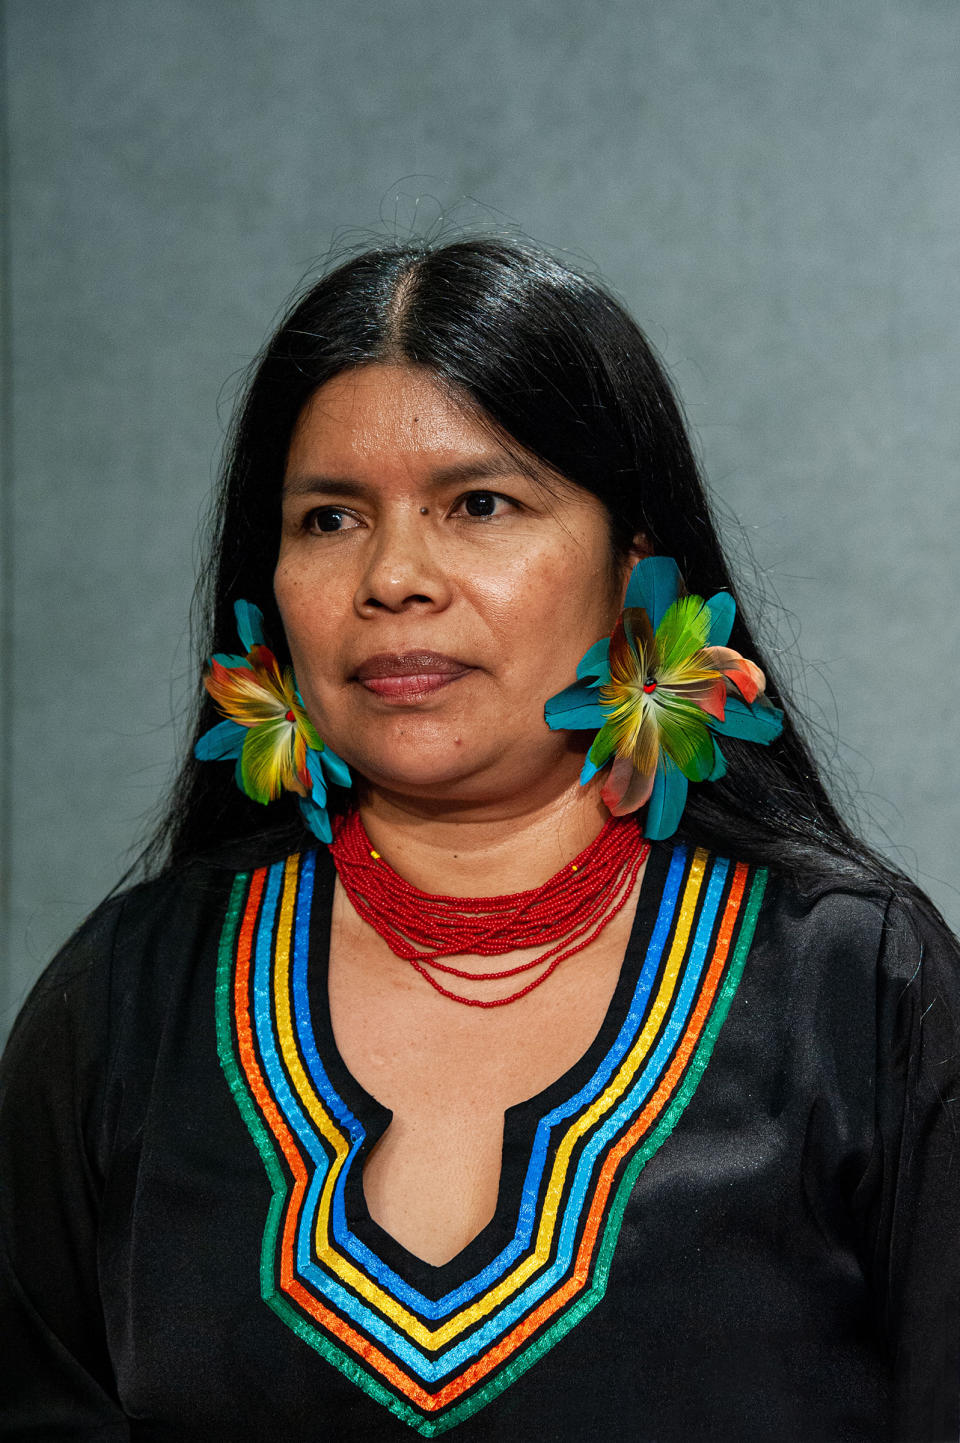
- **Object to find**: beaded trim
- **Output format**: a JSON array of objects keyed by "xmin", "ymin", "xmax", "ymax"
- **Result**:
[{"xmin": 216, "ymin": 845, "xmax": 767, "ymax": 1434}]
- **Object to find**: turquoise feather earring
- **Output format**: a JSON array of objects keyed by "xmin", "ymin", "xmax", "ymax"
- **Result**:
[
  {"xmin": 194, "ymin": 600, "xmax": 351, "ymax": 843},
  {"xmin": 544, "ymin": 557, "xmax": 783, "ymax": 840}
]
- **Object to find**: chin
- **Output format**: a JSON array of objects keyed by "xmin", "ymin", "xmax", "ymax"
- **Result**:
[
  {"xmin": 342, "ymin": 731, "xmax": 585, "ymax": 812},
  {"xmin": 328, "ymin": 707, "xmax": 484, "ymax": 783},
  {"xmin": 348, "ymin": 746, "xmax": 492, "ymax": 798}
]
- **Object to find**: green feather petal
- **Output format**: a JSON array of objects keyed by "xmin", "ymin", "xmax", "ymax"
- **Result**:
[
  {"xmin": 296, "ymin": 711, "xmax": 324, "ymax": 752},
  {"xmin": 239, "ymin": 718, "xmax": 292, "ymax": 804},
  {"xmin": 654, "ymin": 595, "xmax": 711, "ymax": 677},
  {"xmin": 653, "ymin": 694, "xmax": 716, "ymax": 782},
  {"xmin": 587, "ymin": 722, "xmax": 619, "ymax": 771}
]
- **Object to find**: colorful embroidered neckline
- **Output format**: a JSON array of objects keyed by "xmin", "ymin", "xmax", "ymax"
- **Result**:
[{"xmin": 216, "ymin": 843, "xmax": 767, "ymax": 1435}]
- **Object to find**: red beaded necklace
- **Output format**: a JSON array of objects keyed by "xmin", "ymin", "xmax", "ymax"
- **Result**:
[{"xmin": 328, "ymin": 810, "xmax": 651, "ymax": 1008}]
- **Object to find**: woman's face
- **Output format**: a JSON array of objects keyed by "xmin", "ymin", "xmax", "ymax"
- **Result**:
[{"xmin": 274, "ymin": 363, "xmax": 639, "ymax": 808}]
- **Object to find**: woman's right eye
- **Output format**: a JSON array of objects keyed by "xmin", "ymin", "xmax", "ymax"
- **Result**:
[{"xmin": 304, "ymin": 507, "xmax": 360, "ymax": 534}]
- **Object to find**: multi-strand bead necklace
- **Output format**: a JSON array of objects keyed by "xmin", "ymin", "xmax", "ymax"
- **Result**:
[{"xmin": 328, "ymin": 810, "xmax": 651, "ymax": 1008}]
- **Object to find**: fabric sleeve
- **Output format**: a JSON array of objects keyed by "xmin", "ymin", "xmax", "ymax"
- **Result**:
[
  {"xmin": 852, "ymin": 893, "xmax": 960, "ymax": 1443},
  {"xmin": 0, "ymin": 900, "xmax": 130, "ymax": 1440}
]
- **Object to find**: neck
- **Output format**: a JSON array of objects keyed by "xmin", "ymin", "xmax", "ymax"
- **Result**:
[{"xmin": 355, "ymin": 780, "xmax": 612, "ymax": 897}]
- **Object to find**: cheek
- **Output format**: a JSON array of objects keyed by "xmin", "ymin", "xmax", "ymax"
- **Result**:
[
  {"xmin": 479, "ymin": 549, "xmax": 618, "ymax": 683},
  {"xmin": 273, "ymin": 564, "xmax": 339, "ymax": 684}
]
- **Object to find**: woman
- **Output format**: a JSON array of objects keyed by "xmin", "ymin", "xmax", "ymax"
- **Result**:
[{"xmin": 2, "ymin": 239, "xmax": 957, "ymax": 1441}]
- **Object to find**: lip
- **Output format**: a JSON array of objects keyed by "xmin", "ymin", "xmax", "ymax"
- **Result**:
[{"xmin": 352, "ymin": 651, "xmax": 475, "ymax": 701}]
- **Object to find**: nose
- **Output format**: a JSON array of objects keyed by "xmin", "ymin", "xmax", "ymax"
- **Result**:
[{"xmin": 353, "ymin": 512, "xmax": 454, "ymax": 616}]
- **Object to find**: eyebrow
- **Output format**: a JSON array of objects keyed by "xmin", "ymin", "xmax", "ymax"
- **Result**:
[{"xmin": 282, "ymin": 455, "xmax": 529, "ymax": 498}]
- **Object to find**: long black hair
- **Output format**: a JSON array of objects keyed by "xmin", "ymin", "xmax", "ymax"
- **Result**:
[{"xmin": 146, "ymin": 238, "xmax": 929, "ymax": 907}]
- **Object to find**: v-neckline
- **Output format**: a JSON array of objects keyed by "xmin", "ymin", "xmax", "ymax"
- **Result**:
[{"xmin": 305, "ymin": 840, "xmax": 674, "ymax": 1298}]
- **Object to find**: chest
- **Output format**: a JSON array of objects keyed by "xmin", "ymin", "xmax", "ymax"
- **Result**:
[
  {"xmin": 117, "ymin": 845, "xmax": 875, "ymax": 1439},
  {"xmin": 327, "ymin": 879, "xmax": 640, "ymax": 1264}
]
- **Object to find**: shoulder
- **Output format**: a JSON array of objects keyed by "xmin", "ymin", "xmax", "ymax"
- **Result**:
[
  {"xmin": 758, "ymin": 862, "xmax": 890, "ymax": 946},
  {"xmin": 693, "ymin": 849, "xmax": 960, "ymax": 1127},
  {"xmin": 748, "ymin": 855, "xmax": 960, "ymax": 1019},
  {"xmin": 16, "ymin": 859, "xmax": 227, "ymax": 995},
  {"xmin": 3, "ymin": 847, "xmax": 273, "ymax": 1068},
  {"xmin": 1, "ymin": 843, "xmax": 314, "ymax": 1155}
]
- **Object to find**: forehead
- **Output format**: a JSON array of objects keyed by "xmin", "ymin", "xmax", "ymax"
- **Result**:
[{"xmin": 284, "ymin": 363, "xmax": 502, "ymax": 477}]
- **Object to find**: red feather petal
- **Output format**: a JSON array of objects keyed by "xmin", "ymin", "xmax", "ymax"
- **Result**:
[
  {"xmin": 601, "ymin": 756, "xmax": 656, "ymax": 816},
  {"xmin": 703, "ymin": 647, "xmax": 765, "ymax": 704}
]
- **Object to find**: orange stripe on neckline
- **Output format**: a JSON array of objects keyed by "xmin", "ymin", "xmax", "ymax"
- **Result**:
[
  {"xmin": 232, "ymin": 869, "xmax": 315, "ymax": 1306},
  {"xmin": 232, "ymin": 868, "xmax": 448, "ymax": 1410}
]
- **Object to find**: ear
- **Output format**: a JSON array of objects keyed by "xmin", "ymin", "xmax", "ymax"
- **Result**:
[{"xmin": 616, "ymin": 532, "xmax": 651, "ymax": 604}]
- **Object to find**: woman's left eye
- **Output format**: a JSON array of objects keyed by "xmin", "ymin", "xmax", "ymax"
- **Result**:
[{"xmin": 452, "ymin": 490, "xmax": 516, "ymax": 519}]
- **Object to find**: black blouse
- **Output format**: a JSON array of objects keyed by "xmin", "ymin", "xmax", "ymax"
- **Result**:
[{"xmin": 1, "ymin": 838, "xmax": 958, "ymax": 1441}]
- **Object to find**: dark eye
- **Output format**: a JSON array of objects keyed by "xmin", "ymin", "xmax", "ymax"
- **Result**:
[
  {"xmin": 306, "ymin": 507, "xmax": 358, "ymax": 533},
  {"xmin": 458, "ymin": 491, "xmax": 511, "ymax": 518}
]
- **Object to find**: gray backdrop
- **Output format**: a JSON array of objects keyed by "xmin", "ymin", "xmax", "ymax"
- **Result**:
[{"xmin": 3, "ymin": 0, "xmax": 958, "ymax": 1042}]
